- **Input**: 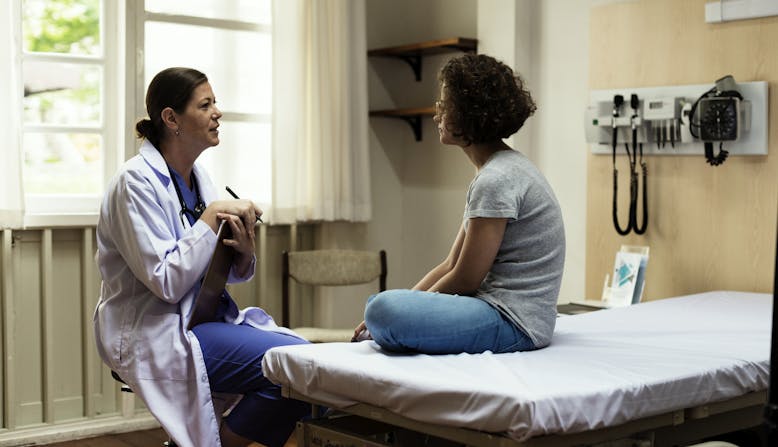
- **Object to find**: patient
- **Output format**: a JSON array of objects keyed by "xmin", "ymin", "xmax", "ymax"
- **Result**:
[{"xmin": 354, "ymin": 54, "xmax": 566, "ymax": 354}]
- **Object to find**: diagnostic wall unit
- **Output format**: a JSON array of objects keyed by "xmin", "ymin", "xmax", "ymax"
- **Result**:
[{"xmin": 585, "ymin": 80, "xmax": 768, "ymax": 156}]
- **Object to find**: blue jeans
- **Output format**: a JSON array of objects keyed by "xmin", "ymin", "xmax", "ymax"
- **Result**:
[
  {"xmin": 192, "ymin": 322, "xmax": 311, "ymax": 447},
  {"xmin": 364, "ymin": 289, "xmax": 535, "ymax": 354}
]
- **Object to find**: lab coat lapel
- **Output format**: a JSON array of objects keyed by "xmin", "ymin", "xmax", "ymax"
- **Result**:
[{"xmin": 138, "ymin": 140, "xmax": 189, "ymax": 235}]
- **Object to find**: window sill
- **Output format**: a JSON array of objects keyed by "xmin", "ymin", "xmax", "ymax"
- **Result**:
[{"xmin": 22, "ymin": 213, "xmax": 98, "ymax": 229}]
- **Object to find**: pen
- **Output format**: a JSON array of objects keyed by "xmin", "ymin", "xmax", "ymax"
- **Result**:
[{"xmin": 225, "ymin": 186, "xmax": 263, "ymax": 223}]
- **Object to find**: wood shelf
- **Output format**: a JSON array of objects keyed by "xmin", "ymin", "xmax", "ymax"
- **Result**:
[
  {"xmin": 368, "ymin": 37, "xmax": 477, "ymax": 81},
  {"xmin": 368, "ymin": 37, "xmax": 476, "ymax": 141},
  {"xmin": 369, "ymin": 107, "xmax": 435, "ymax": 117},
  {"xmin": 368, "ymin": 37, "xmax": 477, "ymax": 58},
  {"xmin": 370, "ymin": 107, "xmax": 435, "ymax": 141}
]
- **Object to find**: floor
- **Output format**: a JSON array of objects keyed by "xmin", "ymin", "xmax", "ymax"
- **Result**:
[
  {"xmin": 41, "ymin": 428, "xmax": 298, "ymax": 447},
  {"xmin": 41, "ymin": 429, "xmax": 171, "ymax": 447}
]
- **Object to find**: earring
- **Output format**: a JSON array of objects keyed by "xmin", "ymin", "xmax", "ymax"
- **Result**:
[{"xmin": 175, "ymin": 129, "xmax": 180, "ymax": 136}]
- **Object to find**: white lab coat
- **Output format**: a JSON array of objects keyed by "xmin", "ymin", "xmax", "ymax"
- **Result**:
[{"xmin": 93, "ymin": 140, "xmax": 300, "ymax": 447}]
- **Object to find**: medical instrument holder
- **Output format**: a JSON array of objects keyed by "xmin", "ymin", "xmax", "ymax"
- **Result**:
[{"xmin": 585, "ymin": 80, "xmax": 767, "ymax": 158}]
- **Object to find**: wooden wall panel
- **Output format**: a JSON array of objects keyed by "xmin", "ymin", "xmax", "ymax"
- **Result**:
[
  {"xmin": 15, "ymin": 233, "xmax": 43, "ymax": 427},
  {"xmin": 586, "ymin": 0, "xmax": 778, "ymax": 300},
  {"xmin": 1, "ymin": 231, "xmax": 10, "ymax": 428},
  {"xmin": 0, "ymin": 224, "xmax": 307, "ymax": 442},
  {"xmin": 51, "ymin": 232, "xmax": 85, "ymax": 421}
]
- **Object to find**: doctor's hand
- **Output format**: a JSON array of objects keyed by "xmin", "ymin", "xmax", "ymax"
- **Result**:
[
  {"xmin": 217, "ymin": 212, "xmax": 255, "ymax": 277},
  {"xmin": 201, "ymin": 199, "xmax": 263, "ymax": 233},
  {"xmin": 201, "ymin": 200, "xmax": 261, "ymax": 277}
]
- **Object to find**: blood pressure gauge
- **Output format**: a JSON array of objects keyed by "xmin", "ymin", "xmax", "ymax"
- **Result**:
[{"xmin": 698, "ymin": 96, "xmax": 740, "ymax": 142}]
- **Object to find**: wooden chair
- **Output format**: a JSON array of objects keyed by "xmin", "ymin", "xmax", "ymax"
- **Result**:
[{"xmin": 282, "ymin": 249, "xmax": 387, "ymax": 342}]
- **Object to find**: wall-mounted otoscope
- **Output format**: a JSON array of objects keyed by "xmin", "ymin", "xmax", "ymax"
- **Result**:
[
  {"xmin": 586, "ymin": 77, "xmax": 768, "ymax": 236},
  {"xmin": 610, "ymin": 93, "xmax": 648, "ymax": 236}
]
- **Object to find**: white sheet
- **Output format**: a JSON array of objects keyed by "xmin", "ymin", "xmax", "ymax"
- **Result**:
[{"xmin": 263, "ymin": 291, "xmax": 771, "ymax": 441}]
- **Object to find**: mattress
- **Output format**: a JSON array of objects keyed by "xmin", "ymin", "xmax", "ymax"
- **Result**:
[{"xmin": 262, "ymin": 291, "xmax": 771, "ymax": 441}]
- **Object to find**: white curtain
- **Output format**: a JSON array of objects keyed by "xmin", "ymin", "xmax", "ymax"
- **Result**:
[
  {"xmin": 271, "ymin": 0, "xmax": 371, "ymax": 223},
  {"xmin": 0, "ymin": 1, "xmax": 25, "ymax": 228}
]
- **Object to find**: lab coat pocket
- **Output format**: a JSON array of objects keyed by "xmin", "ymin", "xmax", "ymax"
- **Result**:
[{"xmin": 135, "ymin": 313, "xmax": 188, "ymax": 380}]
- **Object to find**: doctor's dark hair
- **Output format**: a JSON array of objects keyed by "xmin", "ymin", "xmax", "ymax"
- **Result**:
[
  {"xmin": 437, "ymin": 54, "xmax": 536, "ymax": 145},
  {"xmin": 135, "ymin": 67, "xmax": 208, "ymax": 148}
]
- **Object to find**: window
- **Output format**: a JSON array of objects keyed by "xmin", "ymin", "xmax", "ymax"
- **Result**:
[
  {"xmin": 9, "ymin": 0, "xmax": 273, "ymax": 224},
  {"xmin": 21, "ymin": 0, "xmax": 119, "ymax": 217},
  {"xmin": 140, "ymin": 0, "xmax": 273, "ymax": 206}
]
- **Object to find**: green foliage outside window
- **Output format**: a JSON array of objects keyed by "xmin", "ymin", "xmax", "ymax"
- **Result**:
[{"xmin": 23, "ymin": 0, "xmax": 100, "ymax": 55}]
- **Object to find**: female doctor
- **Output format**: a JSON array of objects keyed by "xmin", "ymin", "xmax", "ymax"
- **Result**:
[{"xmin": 93, "ymin": 67, "xmax": 309, "ymax": 447}]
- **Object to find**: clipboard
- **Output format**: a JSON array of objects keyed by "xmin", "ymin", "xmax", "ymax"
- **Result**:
[{"xmin": 187, "ymin": 221, "xmax": 235, "ymax": 330}]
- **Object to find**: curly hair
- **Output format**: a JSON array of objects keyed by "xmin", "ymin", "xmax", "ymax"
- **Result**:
[{"xmin": 438, "ymin": 54, "xmax": 536, "ymax": 145}]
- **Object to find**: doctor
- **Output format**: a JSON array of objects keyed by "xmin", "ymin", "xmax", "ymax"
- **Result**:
[{"xmin": 93, "ymin": 67, "xmax": 309, "ymax": 447}]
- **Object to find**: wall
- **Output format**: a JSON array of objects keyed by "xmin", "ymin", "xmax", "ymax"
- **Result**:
[
  {"xmin": 476, "ymin": 0, "xmax": 593, "ymax": 301},
  {"xmin": 530, "ymin": 0, "xmax": 593, "ymax": 301},
  {"xmin": 0, "ymin": 228, "xmax": 132, "ymax": 441},
  {"xmin": 586, "ymin": 0, "xmax": 778, "ymax": 299}
]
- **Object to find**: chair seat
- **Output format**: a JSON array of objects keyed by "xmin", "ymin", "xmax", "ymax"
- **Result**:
[{"xmin": 293, "ymin": 327, "xmax": 354, "ymax": 343}]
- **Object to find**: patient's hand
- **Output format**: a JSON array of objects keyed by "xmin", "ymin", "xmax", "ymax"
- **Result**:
[{"xmin": 352, "ymin": 320, "xmax": 372, "ymax": 342}]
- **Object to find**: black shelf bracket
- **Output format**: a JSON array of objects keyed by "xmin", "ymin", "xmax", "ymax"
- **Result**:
[
  {"xmin": 370, "ymin": 108, "xmax": 433, "ymax": 141},
  {"xmin": 389, "ymin": 115, "xmax": 422, "ymax": 141},
  {"xmin": 398, "ymin": 54, "xmax": 423, "ymax": 81}
]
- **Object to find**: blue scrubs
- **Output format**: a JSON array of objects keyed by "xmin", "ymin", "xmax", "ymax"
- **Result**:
[
  {"xmin": 172, "ymin": 169, "xmax": 310, "ymax": 446},
  {"xmin": 192, "ymin": 323, "xmax": 310, "ymax": 446}
]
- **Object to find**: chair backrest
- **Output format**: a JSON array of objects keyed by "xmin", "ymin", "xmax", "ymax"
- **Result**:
[{"xmin": 282, "ymin": 249, "xmax": 387, "ymax": 328}]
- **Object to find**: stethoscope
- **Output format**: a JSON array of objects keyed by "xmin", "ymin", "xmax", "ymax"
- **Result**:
[
  {"xmin": 168, "ymin": 165, "xmax": 206, "ymax": 227},
  {"xmin": 168, "ymin": 164, "xmax": 231, "ymax": 312},
  {"xmin": 611, "ymin": 94, "xmax": 648, "ymax": 236}
]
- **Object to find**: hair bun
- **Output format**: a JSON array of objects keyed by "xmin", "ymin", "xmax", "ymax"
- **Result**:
[{"xmin": 135, "ymin": 118, "xmax": 154, "ymax": 139}]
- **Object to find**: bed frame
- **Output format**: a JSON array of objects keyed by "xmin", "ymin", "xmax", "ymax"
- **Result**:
[{"xmin": 285, "ymin": 387, "xmax": 766, "ymax": 447}]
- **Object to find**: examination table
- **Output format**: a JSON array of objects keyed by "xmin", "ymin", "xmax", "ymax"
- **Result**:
[{"xmin": 263, "ymin": 291, "xmax": 770, "ymax": 446}]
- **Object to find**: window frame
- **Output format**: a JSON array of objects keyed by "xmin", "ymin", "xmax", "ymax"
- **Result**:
[
  {"xmin": 21, "ymin": 0, "xmax": 123, "ymax": 228},
  {"xmin": 129, "ymin": 0, "xmax": 272, "ymax": 157},
  {"xmin": 135, "ymin": 0, "xmax": 273, "ymax": 206},
  {"xmin": 17, "ymin": 0, "xmax": 272, "ymax": 228}
]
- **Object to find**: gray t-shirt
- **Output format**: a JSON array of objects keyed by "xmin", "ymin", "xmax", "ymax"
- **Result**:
[{"xmin": 464, "ymin": 149, "xmax": 565, "ymax": 348}]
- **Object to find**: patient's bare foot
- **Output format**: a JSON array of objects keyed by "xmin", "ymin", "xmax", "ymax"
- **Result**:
[{"xmin": 353, "ymin": 328, "xmax": 373, "ymax": 342}]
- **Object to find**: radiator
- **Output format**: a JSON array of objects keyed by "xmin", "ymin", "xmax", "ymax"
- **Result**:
[{"xmin": 0, "ymin": 224, "xmax": 307, "ymax": 445}]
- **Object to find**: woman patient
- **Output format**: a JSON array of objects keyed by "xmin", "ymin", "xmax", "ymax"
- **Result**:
[
  {"xmin": 354, "ymin": 54, "xmax": 566, "ymax": 355},
  {"xmin": 93, "ymin": 67, "xmax": 308, "ymax": 447}
]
